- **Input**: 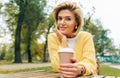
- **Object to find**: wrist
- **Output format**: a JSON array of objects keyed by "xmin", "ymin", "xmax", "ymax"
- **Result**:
[
  {"xmin": 61, "ymin": 36, "xmax": 68, "ymax": 48},
  {"xmin": 77, "ymin": 65, "xmax": 86, "ymax": 76}
]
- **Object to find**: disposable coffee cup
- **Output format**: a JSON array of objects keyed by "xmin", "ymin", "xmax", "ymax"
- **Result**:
[
  {"xmin": 58, "ymin": 50, "xmax": 73, "ymax": 78},
  {"xmin": 59, "ymin": 51, "xmax": 73, "ymax": 64}
]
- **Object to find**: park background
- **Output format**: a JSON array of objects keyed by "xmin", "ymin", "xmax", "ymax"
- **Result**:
[{"xmin": 0, "ymin": 0, "xmax": 120, "ymax": 77}]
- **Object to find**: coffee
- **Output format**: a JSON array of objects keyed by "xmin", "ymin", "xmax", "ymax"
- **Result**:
[{"xmin": 59, "ymin": 51, "xmax": 73, "ymax": 64}]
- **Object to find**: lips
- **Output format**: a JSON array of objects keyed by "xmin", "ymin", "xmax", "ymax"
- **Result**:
[{"xmin": 59, "ymin": 27, "xmax": 66, "ymax": 31}]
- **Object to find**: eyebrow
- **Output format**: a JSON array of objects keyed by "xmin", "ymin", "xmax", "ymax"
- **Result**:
[{"xmin": 58, "ymin": 16, "xmax": 72, "ymax": 18}]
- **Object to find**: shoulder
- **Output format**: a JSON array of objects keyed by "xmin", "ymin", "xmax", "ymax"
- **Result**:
[
  {"xmin": 48, "ymin": 33, "xmax": 57, "ymax": 40},
  {"xmin": 78, "ymin": 31, "xmax": 92, "ymax": 37},
  {"xmin": 48, "ymin": 32, "xmax": 56, "ymax": 37},
  {"xmin": 48, "ymin": 33, "xmax": 60, "ymax": 45},
  {"xmin": 77, "ymin": 31, "xmax": 93, "ymax": 40}
]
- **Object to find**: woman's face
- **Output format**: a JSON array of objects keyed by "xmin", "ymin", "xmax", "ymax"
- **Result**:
[{"xmin": 57, "ymin": 9, "xmax": 77, "ymax": 37}]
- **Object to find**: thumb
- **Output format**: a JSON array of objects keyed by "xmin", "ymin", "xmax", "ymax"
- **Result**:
[{"xmin": 70, "ymin": 57, "xmax": 77, "ymax": 63}]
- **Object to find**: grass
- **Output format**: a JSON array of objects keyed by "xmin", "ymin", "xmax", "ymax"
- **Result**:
[
  {"xmin": 100, "ymin": 64, "xmax": 120, "ymax": 77},
  {"xmin": 0, "ymin": 60, "xmax": 13, "ymax": 65},
  {"xmin": 0, "ymin": 66, "xmax": 55, "ymax": 74},
  {"xmin": 0, "ymin": 60, "xmax": 54, "ymax": 74}
]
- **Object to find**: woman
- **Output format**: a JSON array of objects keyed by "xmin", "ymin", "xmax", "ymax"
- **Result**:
[{"xmin": 48, "ymin": 1, "xmax": 97, "ymax": 77}]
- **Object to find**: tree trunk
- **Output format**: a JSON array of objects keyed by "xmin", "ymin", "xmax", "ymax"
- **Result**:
[
  {"xmin": 42, "ymin": 26, "xmax": 51, "ymax": 62},
  {"xmin": 14, "ymin": 0, "xmax": 25, "ymax": 63},
  {"xmin": 27, "ymin": 31, "xmax": 32, "ymax": 63},
  {"xmin": 43, "ymin": 40, "xmax": 48, "ymax": 62}
]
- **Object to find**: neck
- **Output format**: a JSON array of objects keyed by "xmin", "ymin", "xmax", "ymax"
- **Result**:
[{"xmin": 66, "ymin": 34, "xmax": 76, "ymax": 38}]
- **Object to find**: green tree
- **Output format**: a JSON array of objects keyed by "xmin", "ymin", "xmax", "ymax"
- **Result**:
[
  {"xmin": 3, "ymin": 0, "xmax": 23, "ymax": 63},
  {"xmin": 3, "ymin": 1, "xmax": 18, "ymax": 37},
  {"xmin": 30, "ymin": 40, "xmax": 43, "ymax": 61},
  {"xmin": 42, "ymin": 14, "xmax": 55, "ymax": 62},
  {"xmin": 3, "ymin": 0, "xmax": 47, "ymax": 63},
  {"xmin": 0, "ymin": 44, "xmax": 7, "ymax": 60},
  {"xmin": 41, "ymin": 0, "xmax": 60, "ymax": 62},
  {"xmin": 83, "ymin": 17, "xmax": 116, "ymax": 56},
  {"xmin": 14, "ymin": 0, "xmax": 27, "ymax": 63},
  {"xmin": 22, "ymin": 0, "xmax": 46, "ymax": 62},
  {"xmin": 95, "ymin": 20, "xmax": 116, "ymax": 56}
]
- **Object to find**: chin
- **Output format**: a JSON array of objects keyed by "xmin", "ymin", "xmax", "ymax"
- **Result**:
[
  {"xmin": 61, "ymin": 31, "xmax": 67, "ymax": 34},
  {"xmin": 61, "ymin": 33, "xmax": 68, "ymax": 36}
]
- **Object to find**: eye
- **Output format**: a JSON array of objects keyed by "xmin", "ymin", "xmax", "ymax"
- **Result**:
[
  {"xmin": 66, "ymin": 17, "xmax": 71, "ymax": 21},
  {"xmin": 58, "ymin": 17, "xmax": 62, "ymax": 20}
]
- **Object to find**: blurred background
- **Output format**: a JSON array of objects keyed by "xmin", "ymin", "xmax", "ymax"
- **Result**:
[{"xmin": 0, "ymin": 0, "xmax": 120, "ymax": 63}]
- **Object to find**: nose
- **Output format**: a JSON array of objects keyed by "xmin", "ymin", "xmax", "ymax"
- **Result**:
[{"xmin": 61, "ymin": 19, "xmax": 65, "ymax": 24}]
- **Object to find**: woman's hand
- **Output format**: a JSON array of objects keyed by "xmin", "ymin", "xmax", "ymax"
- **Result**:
[
  {"xmin": 59, "ymin": 58, "xmax": 84, "ymax": 78},
  {"xmin": 54, "ymin": 26, "xmax": 65, "ymax": 40},
  {"xmin": 60, "ymin": 63, "xmax": 80, "ymax": 78},
  {"xmin": 54, "ymin": 26, "xmax": 68, "ymax": 48}
]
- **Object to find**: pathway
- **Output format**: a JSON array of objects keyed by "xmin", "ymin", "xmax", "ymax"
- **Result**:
[{"xmin": 102, "ymin": 63, "xmax": 120, "ymax": 69}]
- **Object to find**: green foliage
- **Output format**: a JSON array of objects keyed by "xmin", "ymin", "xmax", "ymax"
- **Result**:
[
  {"xmin": 0, "ymin": 44, "xmax": 14, "ymax": 61},
  {"xmin": 21, "ymin": 0, "xmax": 47, "ymax": 41},
  {"xmin": 0, "ymin": 3, "xmax": 3, "ymax": 13},
  {"xmin": 4, "ymin": 52, "xmax": 14, "ymax": 61},
  {"xmin": 31, "ymin": 40, "xmax": 43, "ymax": 61},
  {"xmin": 0, "ymin": 44, "xmax": 7, "ymax": 60},
  {"xmin": 20, "ymin": 43, "xmax": 27, "ymax": 55},
  {"xmin": 22, "ymin": 0, "xmax": 47, "ymax": 62},
  {"xmin": 94, "ymin": 20, "xmax": 116, "ymax": 56},
  {"xmin": 3, "ymin": 0, "xmax": 47, "ymax": 62},
  {"xmin": 47, "ymin": 13, "xmax": 55, "ymax": 29},
  {"xmin": 3, "ymin": 2, "xmax": 18, "ymax": 37},
  {"xmin": 83, "ymin": 18, "xmax": 116, "ymax": 56},
  {"xmin": 42, "ymin": 13, "xmax": 55, "ymax": 62},
  {"xmin": 0, "ymin": 52, "xmax": 5, "ymax": 60}
]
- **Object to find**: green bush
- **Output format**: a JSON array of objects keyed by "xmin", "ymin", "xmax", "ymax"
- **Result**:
[{"xmin": 4, "ymin": 53, "xmax": 14, "ymax": 61}]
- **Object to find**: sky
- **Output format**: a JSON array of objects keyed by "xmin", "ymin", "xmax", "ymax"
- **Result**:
[
  {"xmin": 0, "ymin": 0, "xmax": 120, "ymax": 47},
  {"xmin": 93, "ymin": 0, "xmax": 120, "ymax": 47}
]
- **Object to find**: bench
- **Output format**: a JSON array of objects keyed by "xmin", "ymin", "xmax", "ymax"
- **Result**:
[{"xmin": 97, "ymin": 58, "xmax": 100, "ymax": 75}]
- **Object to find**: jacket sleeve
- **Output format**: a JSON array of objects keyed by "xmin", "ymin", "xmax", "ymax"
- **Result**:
[
  {"xmin": 77, "ymin": 33, "xmax": 97, "ymax": 76},
  {"xmin": 48, "ymin": 33, "xmax": 60, "ymax": 72}
]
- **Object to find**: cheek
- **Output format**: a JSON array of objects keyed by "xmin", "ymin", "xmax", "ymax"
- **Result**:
[
  {"xmin": 71, "ymin": 27, "xmax": 75, "ymax": 32},
  {"xmin": 67, "ymin": 26, "xmax": 74, "ymax": 33},
  {"xmin": 69, "ymin": 23, "xmax": 76, "ymax": 30},
  {"xmin": 57, "ymin": 22, "xmax": 61, "ymax": 27}
]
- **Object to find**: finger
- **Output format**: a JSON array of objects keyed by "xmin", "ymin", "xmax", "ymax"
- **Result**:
[
  {"xmin": 70, "ymin": 57, "xmax": 77, "ymax": 63},
  {"xmin": 61, "ymin": 71, "xmax": 76, "ymax": 78},
  {"xmin": 60, "ymin": 65, "xmax": 79, "ymax": 78},
  {"xmin": 60, "ymin": 63, "xmax": 75, "ymax": 68},
  {"xmin": 54, "ymin": 26, "xmax": 61, "ymax": 38},
  {"xmin": 54, "ymin": 26, "xmax": 62, "ymax": 36},
  {"xmin": 61, "ymin": 72, "xmax": 75, "ymax": 78},
  {"xmin": 60, "ymin": 64, "xmax": 77, "ymax": 72},
  {"xmin": 60, "ymin": 68, "xmax": 77, "ymax": 73}
]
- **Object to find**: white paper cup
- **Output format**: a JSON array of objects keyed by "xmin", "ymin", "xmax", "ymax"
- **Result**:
[{"xmin": 59, "ymin": 51, "xmax": 73, "ymax": 64}]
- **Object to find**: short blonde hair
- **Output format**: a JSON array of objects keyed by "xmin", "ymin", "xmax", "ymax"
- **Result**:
[{"xmin": 53, "ymin": 1, "xmax": 84, "ymax": 34}]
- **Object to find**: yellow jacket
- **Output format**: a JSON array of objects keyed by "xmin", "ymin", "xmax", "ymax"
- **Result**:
[{"xmin": 48, "ymin": 31, "xmax": 97, "ymax": 76}]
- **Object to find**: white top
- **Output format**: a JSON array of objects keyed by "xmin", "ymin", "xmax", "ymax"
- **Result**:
[
  {"xmin": 58, "ymin": 35, "xmax": 78, "ymax": 53},
  {"xmin": 67, "ymin": 35, "xmax": 78, "ymax": 48}
]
